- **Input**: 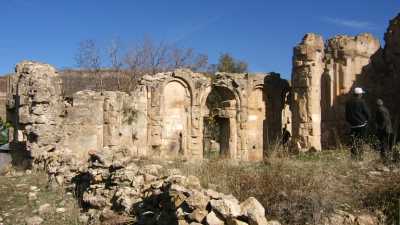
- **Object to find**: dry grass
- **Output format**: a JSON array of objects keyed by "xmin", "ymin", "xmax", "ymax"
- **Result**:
[
  {"xmin": 0, "ymin": 171, "xmax": 83, "ymax": 225},
  {"xmin": 148, "ymin": 147, "xmax": 400, "ymax": 224},
  {"xmin": 2, "ymin": 147, "xmax": 400, "ymax": 225}
]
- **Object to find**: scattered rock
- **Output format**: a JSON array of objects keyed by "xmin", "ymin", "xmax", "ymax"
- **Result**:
[
  {"xmin": 79, "ymin": 214, "xmax": 89, "ymax": 224},
  {"xmin": 25, "ymin": 216, "xmax": 43, "ymax": 225},
  {"xmin": 38, "ymin": 203, "xmax": 51, "ymax": 215},
  {"xmin": 30, "ymin": 186, "xmax": 39, "ymax": 192},
  {"xmin": 240, "ymin": 197, "xmax": 268, "ymax": 225},
  {"xmin": 368, "ymin": 171, "xmax": 382, "ymax": 177},
  {"xmin": 188, "ymin": 209, "xmax": 208, "ymax": 223},
  {"xmin": 28, "ymin": 192, "xmax": 37, "ymax": 201},
  {"xmin": 206, "ymin": 211, "xmax": 225, "ymax": 225},
  {"xmin": 56, "ymin": 207, "xmax": 66, "ymax": 213},
  {"xmin": 210, "ymin": 197, "xmax": 241, "ymax": 218},
  {"xmin": 355, "ymin": 214, "xmax": 378, "ymax": 225}
]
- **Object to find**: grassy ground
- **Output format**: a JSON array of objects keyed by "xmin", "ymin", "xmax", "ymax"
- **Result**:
[
  {"xmin": 153, "ymin": 148, "xmax": 400, "ymax": 224},
  {"xmin": 0, "ymin": 171, "xmax": 82, "ymax": 225},
  {"xmin": 1, "ymin": 148, "xmax": 399, "ymax": 225}
]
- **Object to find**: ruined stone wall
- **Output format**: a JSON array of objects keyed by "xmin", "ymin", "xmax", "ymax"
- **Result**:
[
  {"xmin": 291, "ymin": 34, "xmax": 324, "ymax": 151},
  {"xmin": 7, "ymin": 61, "xmax": 64, "ymax": 167},
  {"xmin": 380, "ymin": 14, "xmax": 400, "ymax": 127},
  {"xmin": 291, "ymin": 32, "xmax": 381, "ymax": 150},
  {"xmin": 358, "ymin": 14, "xmax": 400, "ymax": 133},
  {"xmin": 322, "ymin": 34, "xmax": 380, "ymax": 147},
  {"xmin": 59, "ymin": 89, "xmax": 149, "ymax": 161},
  {"xmin": 0, "ymin": 76, "xmax": 9, "ymax": 121},
  {"xmin": 60, "ymin": 91, "xmax": 104, "ymax": 161},
  {"xmin": 7, "ymin": 61, "xmax": 290, "ymax": 166},
  {"xmin": 139, "ymin": 69, "xmax": 211, "ymax": 160}
]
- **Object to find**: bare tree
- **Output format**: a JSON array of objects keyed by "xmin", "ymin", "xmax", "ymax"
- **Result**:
[
  {"xmin": 74, "ymin": 39, "xmax": 105, "ymax": 92},
  {"xmin": 169, "ymin": 47, "xmax": 208, "ymax": 71},
  {"xmin": 123, "ymin": 37, "xmax": 171, "ymax": 90},
  {"xmin": 108, "ymin": 38, "xmax": 123, "ymax": 89},
  {"xmin": 75, "ymin": 39, "xmax": 102, "ymax": 71},
  {"xmin": 108, "ymin": 38, "xmax": 123, "ymax": 71}
]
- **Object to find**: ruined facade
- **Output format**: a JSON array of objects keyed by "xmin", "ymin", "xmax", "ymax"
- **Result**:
[
  {"xmin": 291, "ymin": 33, "xmax": 382, "ymax": 151},
  {"xmin": 5, "ymin": 14, "xmax": 400, "ymax": 162},
  {"xmin": 291, "ymin": 14, "xmax": 400, "ymax": 150},
  {"xmin": 7, "ymin": 63, "xmax": 289, "ymax": 165}
]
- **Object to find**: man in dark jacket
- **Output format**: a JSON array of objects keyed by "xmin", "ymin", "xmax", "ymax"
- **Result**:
[
  {"xmin": 345, "ymin": 87, "xmax": 371, "ymax": 160},
  {"xmin": 375, "ymin": 99, "xmax": 393, "ymax": 161}
]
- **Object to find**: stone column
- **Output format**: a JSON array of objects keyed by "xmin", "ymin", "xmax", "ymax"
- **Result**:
[
  {"xmin": 291, "ymin": 34, "xmax": 324, "ymax": 151},
  {"xmin": 8, "ymin": 61, "xmax": 63, "ymax": 166}
]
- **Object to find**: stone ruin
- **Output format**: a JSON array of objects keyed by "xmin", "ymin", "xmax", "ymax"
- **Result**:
[
  {"xmin": 6, "ymin": 62, "xmax": 291, "ymax": 165},
  {"xmin": 5, "ymin": 61, "xmax": 286, "ymax": 225},
  {"xmin": 5, "ymin": 13, "xmax": 400, "ymax": 163},
  {"xmin": 291, "ymin": 13, "xmax": 400, "ymax": 151},
  {"xmin": 2, "ymin": 11, "xmax": 400, "ymax": 225}
]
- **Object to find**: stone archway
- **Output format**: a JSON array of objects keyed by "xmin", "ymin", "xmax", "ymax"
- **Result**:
[
  {"xmin": 247, "ymin": 88, "xmax": 266, "ymax": 161},
  {"xmin": 162, "ymin": 80, "xmax": 191, "ymax": 157},
  {"xmin": 203, "ymin": 86, "xmax": 238, "ymax": 159}
]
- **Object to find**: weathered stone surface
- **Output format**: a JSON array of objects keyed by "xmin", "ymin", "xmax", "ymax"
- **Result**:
[
  {"xmin": 240, "ymin": 197, "xmax": 268, "ymax": 225},
  {"xmin": 355, "ymin": 214, "xmax": 378, "ymax": 225},
  {"xmin": 291, "ymin": 33, "xmax": 324, "ymax": 152},
  {"xmin": 321, "ymin": 33, "xmax": 380, "ymax": 147},
  {"xmin": 185, "ymin": 189, "xmax": 209, "ymax": 209},
  {"xmin": 228, "ymin": 219, "xmax": 250, "ymax": 225},
  {"xmin": 267, "ymin": 221, "xmax": 281, "ymax": 225},
  {"xmin": 206, "ymin": 211, "xmax": 225, "ymax": 225},
  {"xmin": 70, "ymin": 157, "xmax": 274, "ymax": 225},
  {"xmin": 210, "ymin": 197, "xmax": 241, "ymax": 218},
  {"xmin": 38, "ymin": 203, "xmax": 51, "ymax": 215},
  {"xmin": 188, "ymin": 208, "xmax": 208, "ymax": 223},
  {"xmin": 25, "ymin": 216, "xmax": 44, "ymax": 225}
]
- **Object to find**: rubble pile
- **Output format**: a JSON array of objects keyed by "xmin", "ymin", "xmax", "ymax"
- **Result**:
[{"xmin": 74, "ymin": 150, "xmax": 278, "ymax": 225}]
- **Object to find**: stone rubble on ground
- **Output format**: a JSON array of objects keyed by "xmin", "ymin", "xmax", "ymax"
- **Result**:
[
  {"xmin": 71, "ymin": 150, "xmax": 279, "ymax": 225},
  {"xmin": 38, "ymin": 203, "xmax": 51, "ymax": 215},
  {"xmin": 24, "ymin": 216, "xmax": 43, "ymax": 225}
]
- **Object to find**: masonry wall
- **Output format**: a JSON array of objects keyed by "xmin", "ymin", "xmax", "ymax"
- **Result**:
[
  {"xmin": 7, "ymin": 63, "xmax": 289, "ymax": 165},
  {"xmin": 291, "ymin": 34, "xmax": 324, "ymax": 152}
]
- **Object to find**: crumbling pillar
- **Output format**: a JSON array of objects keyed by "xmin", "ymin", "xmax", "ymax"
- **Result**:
[
  {"xmin": 291, "ymin": 34, "xmax": 324, "ymax": 151},
  {"xmin": 8, "ymin": 61, "xmax": 63, "ymax": 166}
]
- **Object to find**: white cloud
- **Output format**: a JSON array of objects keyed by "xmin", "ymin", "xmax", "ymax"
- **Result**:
[{"xmin": 323, "ymin": 17, "xmax": 376, "ymax": 30}]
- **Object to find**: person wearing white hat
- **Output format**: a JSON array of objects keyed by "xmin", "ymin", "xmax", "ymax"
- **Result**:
[{"xmin": 345, "ymin": 87, "xmax": 370, "ymax": 160}]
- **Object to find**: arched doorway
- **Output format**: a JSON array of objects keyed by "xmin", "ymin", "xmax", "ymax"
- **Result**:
[
  {"xmin": 203, "ymin": 86, "xmax": 238, "ymax": 159},
  {"xmin": 247, "ymin": 88, "xmax": 266, "ymax": 161},
  {"xmin": 162, "ymin": 80, "xmax": 191, "ymax": 157}
]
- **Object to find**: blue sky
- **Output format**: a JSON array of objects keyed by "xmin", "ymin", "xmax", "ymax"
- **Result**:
[{"xmin": 0, "ymin": 0, "xmax": 399, "ymax": 78}]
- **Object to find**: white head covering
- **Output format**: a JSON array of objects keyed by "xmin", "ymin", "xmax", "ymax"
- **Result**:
[{"xmin": 354, "ymin": 87, "xmax": 365, "ymax": 95}]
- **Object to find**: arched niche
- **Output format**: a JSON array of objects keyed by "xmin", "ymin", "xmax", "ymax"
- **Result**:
[
  {"xmin": 161, "ymin": 80, "xmax": 191, "ymax": 157},
  {"xmin": 202, "ymin": 86, "xmax": 239, "ymax": 159}
]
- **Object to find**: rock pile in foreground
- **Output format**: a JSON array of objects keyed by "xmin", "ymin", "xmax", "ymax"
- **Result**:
[{"xmin": 73, "ymin": 151, "xmax": 278, "ymax": 225}]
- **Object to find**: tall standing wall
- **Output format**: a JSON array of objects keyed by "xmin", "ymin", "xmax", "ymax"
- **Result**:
[{"xmin": 291, "ymin": 34, "xmax": 324, "ymax": 151}]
